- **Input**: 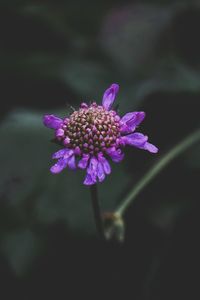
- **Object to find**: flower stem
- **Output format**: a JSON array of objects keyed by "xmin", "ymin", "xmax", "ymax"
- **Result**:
[
  {"xmin": 116, "ymin": 128, "xmax": 200, "ymax": 217},
  {"xmin": 90, "ymin": 184, "xmax": 105, "ymax": 240}
]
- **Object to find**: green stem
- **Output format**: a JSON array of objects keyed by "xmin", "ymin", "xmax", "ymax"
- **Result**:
[
  {"xmin": 116, "ymin": 128, "xmax": 200, "ymax": 217},
  {"xmin": 90, "ymin": 184, "xmax": 105, "ymax": 240}
]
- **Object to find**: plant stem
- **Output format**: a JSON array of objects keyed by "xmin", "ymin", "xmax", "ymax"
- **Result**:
[
  {"xmin": 116, "ymin": 128, "xmax": 200, "ymax": 217},
  {"xmin": 90, "ymin": 184, "xmax": 105, "ymax": 240}
]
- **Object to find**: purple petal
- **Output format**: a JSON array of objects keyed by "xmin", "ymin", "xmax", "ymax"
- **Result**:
[
  {"xmin": 43, "ymin": 114, "xmax": 63, "ymax": 129},
  {"xmin": 120, "ymin": 112, "xmax": 145, "ymax": 133},
  {"xmin": 121, "ymin": 111, "xmax": 145, "ymax": 125},
  {"xmin": 83, "ymin": 173, "xmax": 96, "ymax": 185},
  {"xmin": 143, "ymin": 142, "xmax": 158, "ymax": 153},
  {"xmin": 52, "ymin": 148, "xmax": 70, "ymax": 159},
  {"xmin": 106, "ymin": 147, "xmax": 124, "ymax": 163},
  {"xmin": 102, "ymin": 159, "xmax": 111, "ymax": 174},
  {"xmin": 123, "ymin": 132, "xmax": 158, "ymax": 153},
  {"xmin": 97, "ymin": 162, "xmax": 105, "ymax": 182},
  {"xmin": 98, "ymin": 154, "xmax": 111, "ymax": 174},
  {"xmin": 122, "ymin": 132, "xmax": 148, "ymax": 147},
  {"xmin": 87, "ymin": 156, "xmax": 98, "ymax": 179},
  {"xmin": 67, "ymin": 155, "xmax": 76, "ymax": 170},
  {"xmin": 63, "ymin": 149, "xmax": 74, "ymax": 159},
  {"xmin": 50, "ymin": 158, "xmax": 68, "ymax": 174},
  {"xmin": 102, "ymin": 83, "xmax": 119, "ymax": 110},
  {"xmin": 78, "ymin": 154, "xmax": 90, "ymax": 169}
]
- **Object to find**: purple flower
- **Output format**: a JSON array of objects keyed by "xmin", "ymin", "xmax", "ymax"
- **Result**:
[{"xmin": 43, "ymin": 84, "xmax": 158, "ymax": 185}]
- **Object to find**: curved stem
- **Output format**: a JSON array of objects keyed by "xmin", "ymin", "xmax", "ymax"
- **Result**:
[
  {"xmin": 90, "ymin": 184, "xmax": 105, "ymax": 240},
  {"xmin": 116, "ymin": 128, "xmax": 200, "ymax": 217}
]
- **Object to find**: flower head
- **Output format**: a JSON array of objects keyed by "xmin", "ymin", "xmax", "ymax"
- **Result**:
[{"xmin": 43, "ymin": 84, "xmax": 158, "ymax": 185}]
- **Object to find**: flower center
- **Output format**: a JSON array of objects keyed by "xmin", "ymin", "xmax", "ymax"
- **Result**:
[{"xmin": 63, "ymin": 103, "xmax": 121, "ymax": 155}]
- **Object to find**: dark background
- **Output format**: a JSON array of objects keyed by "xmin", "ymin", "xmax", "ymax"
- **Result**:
[{"xmin": 0, "ymin": 1, "xmax": 200, "ymax": 299}]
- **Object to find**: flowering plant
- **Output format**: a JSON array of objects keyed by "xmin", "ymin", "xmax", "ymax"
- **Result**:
[{"xmin": 43, "ymin": 84, "xmax": 158, "ymax": 185}]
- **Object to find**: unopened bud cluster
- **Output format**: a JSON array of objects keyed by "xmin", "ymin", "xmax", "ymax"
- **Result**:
[{"xmin": 58, "ymin": 103, "xmax": 121, "ymax": 155}]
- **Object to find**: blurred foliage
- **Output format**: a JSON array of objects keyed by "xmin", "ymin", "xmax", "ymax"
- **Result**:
[
  {"xmin": 0, "ymin": 1, "xmax": 200, "ymax": 293},
  {"xmin": 1, "ymin": 0, "xmax": 200, "ymax": 112}
]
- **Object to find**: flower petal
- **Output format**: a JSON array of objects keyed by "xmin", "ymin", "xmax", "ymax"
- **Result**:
[
  {"xmin": 83, "ymin": 173, "xmax": 96, "ymax": 185},
  {"xmin": 98, "ymin": 154, "xmax": 111, "ymax": 174},
  {"xmin": 97, "ymin": 162, "xmax": 106, "ymax": 182},
  {"xmin": 52, "ymin": 148, "xmax": 70, "ymax": 159},
  {"xmin": 78, "ymin": 154, "xmax": 90, "ymax": 169},
  {"xmin": 120, "ymin": 112, "xmax": 145, "ymax": 133},
  {"xmin": 106, "ymin": 147, "xmax": 124, "ymax": 163},
  {"xmin": 50, "ymin": 158, "xmax": 68, "ymax": 174},
  {"xmin": 122, "ymin": 132, "xmax": 148, "ymax": 147},
  {"xmin": 143, "ymin": 142, "xmax": 158, "ymax": 153},
  {"xmin": 63, "ymin": 149, "xmax": 74, "ymax": 159},
  {"xmin": 87, "ymin": 156, "xmax": 98, "ymax": 179},
  {"xmin": 123, "ymin": 132, "xmax": 158, "ymax": 153},
  {"xmin": 67, "ymin": 155, "xmax": 76, "ymax": 170},
  {"xmin": 43, "ymin": 114, "xmax": 63, "ymax": 129},
  {"xmin": 102, "ymin": 83, "xmax": 119, "ymax": 110}
]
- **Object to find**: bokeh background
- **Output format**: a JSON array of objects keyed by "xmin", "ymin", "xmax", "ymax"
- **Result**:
[{"xmin": 0, "ymin": 0, "xmax": 200, "ymax": 299}]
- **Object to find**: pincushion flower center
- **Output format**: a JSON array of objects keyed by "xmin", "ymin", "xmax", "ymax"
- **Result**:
[{"xmin": 65, "ymin": 103, "xmax": 121, "ymax": 155}]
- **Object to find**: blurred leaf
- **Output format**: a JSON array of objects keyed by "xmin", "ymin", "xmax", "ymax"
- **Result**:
[
  {"xmin": 21, "ymin": 4, "xmax": 71, "ymax": 37},
  {"xmin": 0, "ymin": 53, "xmax": 65, "ymax": 81},
  {"xmin": 135, "ymin": 60, "xmax": 200, "ymax": 101},
  {"xmin": 20, "ymin": 1, "xmax": 106, "ymax": 37},
  {"xmin": 1, "ymin": 229, "xmax": 42, "ymax": 276},
  {"xmin": 146, "ymin": 200, "xmax": 189, "ymax": 232},
  {"xmin": 61, "ymin": 58, "xmax": 112, "ymax": 98},
  {"xmin": 100, "ymin": 3, "xmax": 174, "ymax": 74}
]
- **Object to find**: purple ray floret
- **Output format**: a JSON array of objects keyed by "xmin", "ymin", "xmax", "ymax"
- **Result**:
[
  {"xmin": 43, "ymin": 114, "xmax": 63, "ymax": 129},
  {"xmin": 120, "ymin": 111, "xmax": 145, "ymax": 133},
  {"xmin": 43, "ymin": 83, "xmax": 158, "ymax": 185},
  {"xmin": 102, "ymin": 83, "xmax": 119, "ymax": 110}
]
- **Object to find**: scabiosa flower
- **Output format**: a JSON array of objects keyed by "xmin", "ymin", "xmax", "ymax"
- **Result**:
[{"xmin": 43, "ymin": 84, "xmax": 158, "ymax": 185}]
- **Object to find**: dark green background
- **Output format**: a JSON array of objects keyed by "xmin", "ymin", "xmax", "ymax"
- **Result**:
[{"xmin": 0, "ymin": 1, "xmax": 200, "ymax": 299}]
